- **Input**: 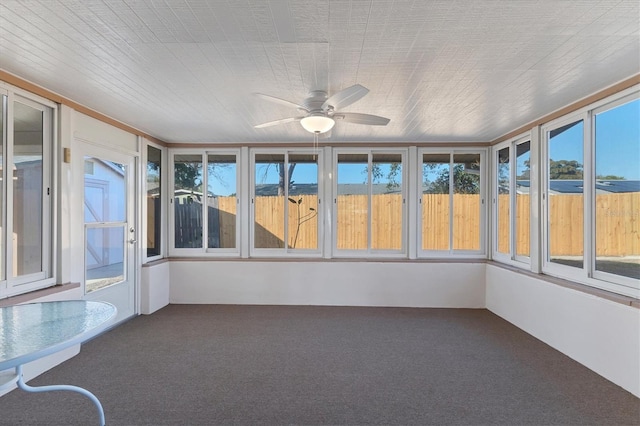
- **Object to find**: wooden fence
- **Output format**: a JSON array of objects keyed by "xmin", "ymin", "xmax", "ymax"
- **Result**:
[{"xmin": 162, "ymin": 192, "xmax": 639, "ymax": 255}]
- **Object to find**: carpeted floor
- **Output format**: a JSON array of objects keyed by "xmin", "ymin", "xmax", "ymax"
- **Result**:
[{"xmin": 0, "ymin": 304, "xmax": 638, "ymax": 425}]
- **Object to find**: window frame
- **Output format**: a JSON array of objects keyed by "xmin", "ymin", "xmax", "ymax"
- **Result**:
[
  {"xmin": 169, "ymin": 148, "xmax": 241, "ymax": 257},
  {"xmin": 143, "ymin": 140, "xmax": 166, "ymax": 263},
  {"xmin": 491, "ymin": 134, "xmax": 531, "ymax": 267},
  {"xmin": 250, "ymin": 148, "xmax": 323, "ymax": 258},
  {"xmin": 417, "ymin": 148, "xmax": 487, "ymax": 258},
  {"xmin": 541, "ymin": 111, "xmax": 587, "ymax": 281},
  {"xmin": 332, "ymin": 147, "xmax": 408, "ymax": 258},
  {"xmin": 589, "ymin": 92, "xmax": 640, "ymax": 292},
  {"xmin": 540, "ymin": 87, "xmax": 640, "ymax": 298},
  {"xmin": 0, "ymin": 88, "xmax": 56, "ymax": 298}
]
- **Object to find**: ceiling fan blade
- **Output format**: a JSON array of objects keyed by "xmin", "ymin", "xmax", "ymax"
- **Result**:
[
  {"xmin": 254, "ymin": 93, "xmax": 309, "ymax": 111},
  {"xmin": 334, "ymin": 112, "xmax": 390, "ymax": 126},
  {"xmin": 322, "ymin": 84, "xmax": 369, "ymax": 110},
  {"xmin": 254, "ymin": 117, "xmax": 302, "ymax": 129}
]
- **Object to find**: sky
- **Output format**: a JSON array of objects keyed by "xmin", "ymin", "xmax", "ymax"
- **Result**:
[{"xmin": 201, "ymin": 98, "xmax": 639, "ymax": 195}]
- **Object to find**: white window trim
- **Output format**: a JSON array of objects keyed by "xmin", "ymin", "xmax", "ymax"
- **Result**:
[
  {"xmin": 205, "ymin": 149, "xmax": 241, "ymax": 255},
  {"xmin": 169, "ymin": 148, "xmax": 242, "ymax": 257},
  {"xmin": 332, "ymin": 147, "xmax": 408, "ymax": 258},
  {"xmin": 1, "ymin": 90, "xmax": 56, "ymax": 298},
  {"xmin": 143, "ymin": 140, "xmax": 166, "ymax": 263},
  {"xmin": 540, "ymin": 87, "xmax": 640, "ymax": 299},
  {"xmin": 541, "ymin": 111, "xmax": 588, "ymax": 281},
  {"xmin": 491, "ymin": 134, "xmax": 532, "ymax": 268},
  {"xmin": 250, "ymin": 148, "xmax": 323, "ymax": 258},
  {"xmin": 417, "ymin": 148, "xmax": 488, "ymax": 259}
]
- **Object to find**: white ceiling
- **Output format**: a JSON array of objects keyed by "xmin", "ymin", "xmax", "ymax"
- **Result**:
[{"xmin": 0, "ymin": 0, "xmax": 638, "ymax": 144}]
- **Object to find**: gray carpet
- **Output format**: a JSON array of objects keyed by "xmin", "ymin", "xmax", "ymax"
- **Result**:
[{"xmin": 0, "ymin": 305, "xmax": 638, "ymax": 425}]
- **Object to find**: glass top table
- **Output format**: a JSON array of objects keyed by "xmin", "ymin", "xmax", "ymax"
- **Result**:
[{"xmin": 0, "ymin": 300, "xmax": 117, "ymax": 425}]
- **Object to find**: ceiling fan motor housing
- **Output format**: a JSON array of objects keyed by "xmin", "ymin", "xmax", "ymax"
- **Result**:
[{"xmin": 304, "ymin": 91, "xmax": 331, "ymax": 115}]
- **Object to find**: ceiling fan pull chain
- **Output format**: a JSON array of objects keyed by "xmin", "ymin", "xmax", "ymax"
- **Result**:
[{"xmin": 313, "ymin": 131, "xmax": 319, "ymax": 160}]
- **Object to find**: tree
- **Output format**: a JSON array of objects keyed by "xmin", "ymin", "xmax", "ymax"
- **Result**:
[
  {"xmin": 549, "ymin": 159, "xmax": 583, "ymax": 180},
  {"xmin": 257, "ymin": 162, "xmax": 297, "ymax": 196},
  {"xmin": 424, "ymin": 163, "xmax": 480, "ymax": 194},
  {"xmin": 596, "ymin": 174, "xmax": 625, "ymax": 180},
  {"xmin": 370, "ymin": 162, "xmax": 401, "ymax": 191}
]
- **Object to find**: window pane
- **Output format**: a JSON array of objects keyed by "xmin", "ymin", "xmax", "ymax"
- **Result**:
[
  {"xmin": 337, "ymin": 153, "xmax": 368, "ymax": 250},
  {"xmin": 13, "ymin": 101, "xmax": 43, "ymax": 277},
  {"xmin": 548, "ymin": 120, "xmax": 584, "ymax": 268},
  {"xmin": 453, "ymin": 153, "xmax": 481, "ymax": 250},
  {"xmin": 287, "ymin": 153, "xmax": 318, "ymax": 250},
  {"xmin": 497, "ymin": 147, "xmax": 510, "ymax": 255},
  {"xmin": 174, "ymin": 154, "xmax": 203, "ymax": 248},
  {"xmin": 371, "ymin": 153, "xmax": 402, "ymax": 250},
  {"xmin": 422, "ymin": 153, "xmax": 450, "ymax": 250},
  {"xmin": 515, "ymin": 141, "xmax": 531, "ymax": 257},
  {"xmin": 254, "ymin": 153, "xmax": 285, "ymax": 249},
  {"xmin": 146, "ymin": 146, "xmax": 161, "ymax": 257},
  {"xmin": 594, "ymin": 99, "xmax": 640, "ymax": 279},
  {"xmin": 208, "ymin": 154, "xmax": 237, "ymax": 249}
]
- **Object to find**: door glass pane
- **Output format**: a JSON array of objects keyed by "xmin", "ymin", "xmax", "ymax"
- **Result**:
[
  {"xmin": 85, "ymin": 226, "xmax": 125, "ymax": 293},
  {"xmin": 174, "ymin": 154, "xmax": 203, "ymax": 248},
  {"xmin": 548, "ymin": 120, "xmax": 584, "ymax": 268},
  {"xmin": 422, "ymin": 153, "xmax": 450, "ymax": 250},
  {"xmin": 254, "ymin": 153, "xmax": 285, "ymax": 249},
  {"xmin": 336, "ymin": 153, "xmax": 368, "ymax": 250},
  {"xmin": 497, "ymin": 147, "xmax": 510, "ymax": 255},
  {"xmin": 146, "ymin": 146, "xmax": 161, "ymax": 257},
  {"xmin": 594, "ymin": 99, "xmax": 640, "ymax": 279},
  {"xmin": 208, "ymin": 153, "xmax": 236, "ymax": 249},
  {"xmin": 84, "ymin": 157, "xmax": 126, "ymax": 223},
  {"xmin": 372, "ymin": 153, "xmax": 402, "ymax": 250},
  {"xmin": 13, "ymin": 101, "xmax": 43, "ymax": 277},
  {"xmin": 84, "ymin": 155, "xmax": 127, "ymax": 294},
  {"xmin": 515, "ymin": 141, "xmax": 531, "ymax": 257},
  {"xmin": 287, "ymin": 153, "xmax": 318, "ymax": 250},
  {"xmin": 453, "ymin": 153, "xmax": 481, "ymax": 251}
]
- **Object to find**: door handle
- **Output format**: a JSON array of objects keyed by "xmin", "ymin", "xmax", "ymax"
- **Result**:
[{"xmin": 129, "ymin": 239, "xmax": 137, "ymax": 244}]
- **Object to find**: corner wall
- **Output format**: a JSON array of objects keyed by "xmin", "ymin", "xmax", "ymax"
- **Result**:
[{"xmin": 485, "ymin": 264, "xmax": 640, "ymax": 397}]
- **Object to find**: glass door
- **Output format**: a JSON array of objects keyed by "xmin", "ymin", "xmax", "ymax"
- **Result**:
[{"xmin": 82, "ymin": 146, "xmax": 136, "ymax": 323}]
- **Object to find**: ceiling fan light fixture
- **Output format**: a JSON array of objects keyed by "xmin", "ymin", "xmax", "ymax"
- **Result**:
[{"xmin": 300, "ymin": 114, "xmax": 335, "ymax": 134}]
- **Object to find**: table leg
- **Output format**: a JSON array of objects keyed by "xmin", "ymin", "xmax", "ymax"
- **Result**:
[{"xmin": 16, "ymin": 365, "xmax": 106, "ymax": 426}]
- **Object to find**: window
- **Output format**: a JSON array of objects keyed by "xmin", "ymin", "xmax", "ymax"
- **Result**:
[
  {"xmin": 492, "ymin": 137, "xmax": 531, "ymax": 264},
  {"xmin": 542, "ymin": 90, "xmax": 639, "ymax": 297},
  {"xmin": 146, "ymin": 145, "xmax": 162, "ymax": 259},
  {"xmin": 0, "ymin": 92, "xmax": 54, "ymax": 298},
  {"xmin": 207, "ymin": 153, "xmax": 237, "ymax": 249},
  {"xmin": 252, "ymin": 151, "xmax": 319, "ymax": 254},
  {"xmin": 593, "ymin": 97, "xmax": 639, "ymax": 282},
  {"xmin": 334, "ymin": 150, "xmax": 405, "ymax": 255},
  {"xmin": 171, "ymin": 151, "xmax": 239, "ymax": 254},
  {"xmin": 546, "ymin": 119, "xmax": 585, "ymax": 269},
  {"xmin": 515, "ymin": 141, "xmax": 531, "ymax": 258},
  {"xmin": 420, "ymin": 150, "xmax": 485, "ymax": 256}
]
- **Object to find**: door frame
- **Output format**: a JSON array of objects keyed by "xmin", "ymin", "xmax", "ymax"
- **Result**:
[{"xmin": 76, "ymin": 140, "xmax": 139, "ymax": 323}]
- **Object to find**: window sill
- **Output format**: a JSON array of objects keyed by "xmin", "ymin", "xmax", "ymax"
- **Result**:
[{"xmin": 487, "ymin": 261, "xmax": 639, "ymax": 308}]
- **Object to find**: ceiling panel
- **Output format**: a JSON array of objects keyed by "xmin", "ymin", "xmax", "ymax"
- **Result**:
[{"xmin": 0, "ymin": 0, "xmax": 638, "ymax": 144}]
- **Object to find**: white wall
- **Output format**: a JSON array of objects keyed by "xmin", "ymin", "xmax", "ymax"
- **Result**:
[
  {"xmin": 485, "ymin": 264, "xmax": 640, "ymax": 397},
  {"xmin": 141, "ymin": 262, "xmax": 170, "ymax": 314},
  {"xmin": 169, "ymin": 261, "xmax": 486, "ymax": 308}
]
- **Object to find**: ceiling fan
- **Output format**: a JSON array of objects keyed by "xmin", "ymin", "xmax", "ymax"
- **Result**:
[{"xmin": 254, "ymin": 84, "xmax": 390, "ymax": 134}]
